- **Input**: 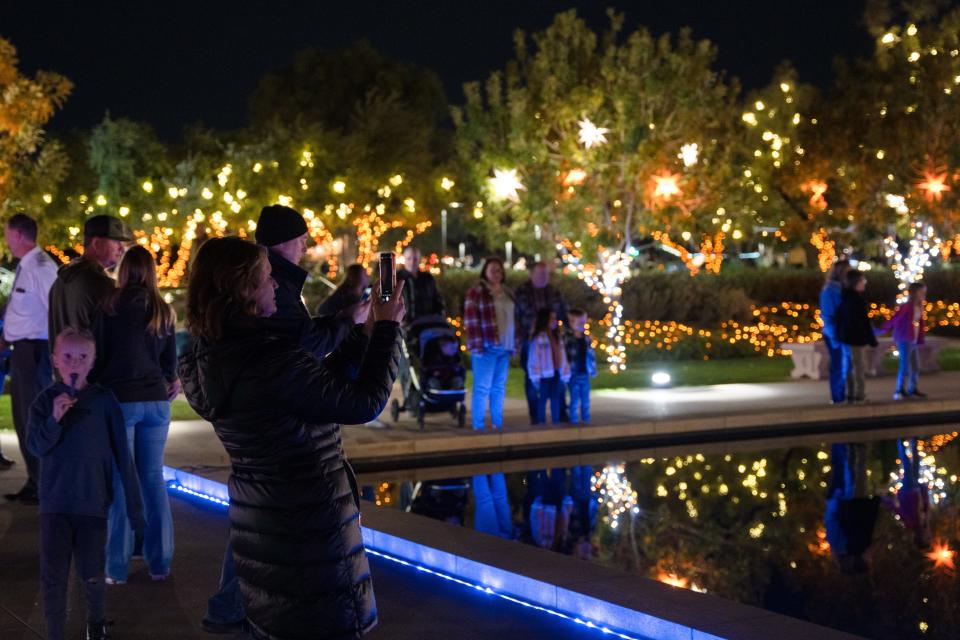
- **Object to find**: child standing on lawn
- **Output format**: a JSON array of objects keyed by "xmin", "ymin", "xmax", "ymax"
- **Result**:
[
  {"xmin": 881, "ymin": 282, "xmax": 928, "ymax": 401},
  {"xmin": 837, "ymin": 271, "xmax": 878, "ymax": 404},
  {"xmin": 564, "ymin": 309, "xmax": 597, "ymax": 423},
  {"xmin": 527, "ymin": 309, "xmax": 570, "ymax": 425},
  {"xmin": 27, "ymin": 328, "xmax": 144, "ymax": 640}
]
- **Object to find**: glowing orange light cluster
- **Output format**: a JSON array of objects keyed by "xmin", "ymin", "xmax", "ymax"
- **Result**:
[
  {"xmin": 810, "ymin": 228, "xmax": 836, "ymax": 273},
  {"xmin": 917, "ymin": 170, "xmax": 951, "ymax": 203},
  {"xmin": 927, "ymin": 541, "xmax": 956, "ymax": 571},
  {"xmin": 801, "ymin": 179, "xmax": 828, "ymax": 211},
  {"xmin": 650, "ymin": 170, "xmax": 682, "ymax": 202}
]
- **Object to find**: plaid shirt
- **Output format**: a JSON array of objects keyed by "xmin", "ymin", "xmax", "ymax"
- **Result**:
[
  {"xmin": 464, "ymin": 281, "xmax": 516, "ymax": 352},
  {"xmin": 514, "ymin": 282, "xmax": 568, "ymax": 343}
]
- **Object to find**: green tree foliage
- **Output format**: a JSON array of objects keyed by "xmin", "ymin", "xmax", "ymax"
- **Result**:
[
  {"xmin": 453, "ymin": 10, "xmax": 747, "ymax": 258},
  {"xmin": 0, "ymin": 37, "xmax": 71, "ymax": 231}
]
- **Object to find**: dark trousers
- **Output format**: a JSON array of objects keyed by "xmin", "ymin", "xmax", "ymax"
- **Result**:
[
  {"xmin": 10, "ymin": 339, "xmax": 52, "ymax": 490},
  {"xmin": 533, "ymin": 374, "xmax": 564, "ymax": 425},
  {"xmin": 521, "ymin": 340, "xmax": 537, "ymax": 424},
  {"xmin": 204, "ymin": 540, "xmax": 245, "ymax": 624},
  {"xmin": 40, "ymin": 514, "xmax": 107, "ymax": 640}
]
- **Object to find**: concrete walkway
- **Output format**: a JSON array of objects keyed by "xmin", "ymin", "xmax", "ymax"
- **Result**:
[
  {"xmin": 0, "ymin": 475, "xmax": 610, "ymax": 640},
  {"xmin": 156, "ymin": 372, "xmax": 960, "ymax": 474}
]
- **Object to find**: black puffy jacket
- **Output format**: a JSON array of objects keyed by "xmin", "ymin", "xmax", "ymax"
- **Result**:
[{"xmin": 179, "ymin": 317, "xmax": 401, "ymax": 640}]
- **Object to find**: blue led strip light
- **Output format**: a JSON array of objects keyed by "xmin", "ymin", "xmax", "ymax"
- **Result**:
[
  {"xmin": 163, "ymin": 467, "xmax": 651, "ymax": 640},
  {"xmin": 364, "ymin": 548, "xmax": 642, "ymax": 640}
]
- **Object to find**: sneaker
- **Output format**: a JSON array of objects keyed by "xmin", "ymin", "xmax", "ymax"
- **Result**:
[
  {"xmin": 893, "ymin": 392, "xmax": 905, "ymax": 401},
  {"xmin": 912, "ymin": 390, "xmax": 928, "ymax": 398},
  {"xmin": 86, "ymin": 621, "xmax": 108, "ymax": 640},
  {"xmin": 104, "ymin": 577, "xmax": 126, "ymax": 586}
]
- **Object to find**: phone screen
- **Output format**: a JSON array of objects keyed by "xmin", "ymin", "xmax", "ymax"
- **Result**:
[
  {"xmin": 379, "ymin": 253, "xmax": 395, "ymax": 301},
  {"xmin": 361, "ymin": 286, "xmax": 372, "ymax": 302}
]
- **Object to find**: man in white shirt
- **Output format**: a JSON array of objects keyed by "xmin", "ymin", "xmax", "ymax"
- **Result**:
[{"xmin": 1, "ymin": 214, "xmax": 58, "ymax": 504}]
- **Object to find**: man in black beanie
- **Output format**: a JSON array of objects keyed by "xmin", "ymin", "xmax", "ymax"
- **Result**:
[{"xmin": 254, "ymin": 204, "xmax": 358, "ymax": 355}]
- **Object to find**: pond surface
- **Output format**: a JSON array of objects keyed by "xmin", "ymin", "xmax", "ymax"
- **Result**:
[{"xmin": 364, "ymin": 430, "xmax": 960, "ymax": 640}]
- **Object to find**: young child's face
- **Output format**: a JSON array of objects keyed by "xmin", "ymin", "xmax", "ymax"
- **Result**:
[
  {"xmin": 570, "ymin": 315, "xmax": 587, "ymax": 334},
  {"xmin": 53, "ymin": 338, "xmax": 95, "ymax": 386},
  {"xmin": 440, "ymin": 340, "xmax": 458, "ymax": 357}
]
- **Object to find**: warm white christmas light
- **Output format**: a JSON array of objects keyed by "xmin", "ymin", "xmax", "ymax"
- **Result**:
[
  {"xmin": 488, "ymin": 168, "xmax": 525, "ymax": 202},
  {"xmin": 578, "ymin": 118, "xmax": 609, "ymax": 149}
]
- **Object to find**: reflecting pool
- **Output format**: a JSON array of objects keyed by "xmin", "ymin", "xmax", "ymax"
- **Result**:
[{"xmin": 364, "ymin": 430, "xmax": 960, "ymax": 640}]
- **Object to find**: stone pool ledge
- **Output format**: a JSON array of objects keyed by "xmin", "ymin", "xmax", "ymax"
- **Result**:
[
  {"xmin": 347, "ymin": 396, "xmax": 960, "ymax": 472},
  {"xmin": 361, "ymin": 506, "xmax": 863, "ymax": 640}
]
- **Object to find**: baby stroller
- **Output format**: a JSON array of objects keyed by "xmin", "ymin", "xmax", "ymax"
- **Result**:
[{"xmin": 390, "ymin": 314, "xmax": 467, "ymax": 429}]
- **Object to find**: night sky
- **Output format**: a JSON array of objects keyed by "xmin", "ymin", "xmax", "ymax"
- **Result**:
[{"xmin": 4, "ymin": 1, "xmax": 873, "ymax": 139}]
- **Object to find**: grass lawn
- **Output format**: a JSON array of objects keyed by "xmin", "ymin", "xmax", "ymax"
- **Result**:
[
  {"xmin": 0, "ymin": 397, "xmax": 200, "ymax": 432},
  {"xmin": 0, "ymin": 348, "xmax": 956, "ymax": 430}
]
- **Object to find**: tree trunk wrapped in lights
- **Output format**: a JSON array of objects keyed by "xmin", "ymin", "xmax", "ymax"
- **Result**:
[{"xmin": 454, "ymin": 10, "xmax": 748, "ymax": 371}]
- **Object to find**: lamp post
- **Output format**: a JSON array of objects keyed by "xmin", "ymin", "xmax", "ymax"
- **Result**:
[{"xmin": 441, "ymin": 208, "xmax": 447, "ymax": 268}]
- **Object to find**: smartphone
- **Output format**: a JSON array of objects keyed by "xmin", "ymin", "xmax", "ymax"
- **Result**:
[
  {"xmin": 361, "ymin": 286, "xmax": 372, "ymax": 302},
  {"xmin": 379, "ymin": 252, "xmax": 395, "ymax": 302}
]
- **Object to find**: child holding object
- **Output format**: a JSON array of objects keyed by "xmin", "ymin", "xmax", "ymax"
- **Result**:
[
  {"xmin": 27, "ymin": 328, "xmax": 144, "ymax": 640},
  {"xmin": 564, "ymin": 309, "xmax": 598, "ymax": 423},
  {"xmin": 527, "ymin": 309, "xmax": 570, "ymax": 425},
  {"xmin": 881, "ymin": 282, "xmax": 928, "ymax": 401},
  {"xmin": 837, "ymin": 271, "xmax": 877, "ymax": 404}
]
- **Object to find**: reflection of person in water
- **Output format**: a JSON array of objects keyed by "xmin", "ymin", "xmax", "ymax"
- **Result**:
[
  {"xmin": 473, "ymin": 473, "xmax": 513, "ymax": 539},
  {"xmin": 524, "ymin": 467, "xmax": 597, "ymax": 556},
  {"xmin": 887, "ymin": 438, "xmax": 932, "ymax": 549},
  {"xmin": 405, "ymin": 478, "xmax": 470, "ymax": 526},
  {"xmin": 824, "ymin": 443, "xmax": 880, "ymax": 574}
]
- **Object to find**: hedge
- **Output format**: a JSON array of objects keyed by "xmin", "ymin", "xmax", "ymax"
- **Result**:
[{"xmin": 304, "ymin": 265, "xmax": 960, "ymax": 326}]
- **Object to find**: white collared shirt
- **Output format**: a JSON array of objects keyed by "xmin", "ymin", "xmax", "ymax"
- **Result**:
[{"xmin": 4, "ymin": 245, "xmax": 59, "ymax": 342}]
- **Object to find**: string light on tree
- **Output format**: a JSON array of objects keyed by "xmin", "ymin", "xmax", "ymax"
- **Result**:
[
  {"xmin": 884, "ymin": 222, "xmax": 941, "ymax": 301},
  {"xmin": 558, "ymin": 240, "xmax": 631, "ymax": 372}
]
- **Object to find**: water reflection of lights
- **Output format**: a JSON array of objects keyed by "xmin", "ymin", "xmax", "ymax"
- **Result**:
[
  {"xmin": 592, "ymin": 464, "xmax": 639, "ymax": 529},
  {"xmin": 889, "ymin": 438, "xmax": 951, "ymax": 504}
]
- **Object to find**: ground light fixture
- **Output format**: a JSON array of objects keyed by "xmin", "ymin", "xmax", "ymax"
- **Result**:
[
  {"xmin": 163, "ymin": 469, "xmax": 649, "ymax": 640},
  {"xmin": 651, "ymin": 371, "xmax": 672, "ymax": 386}
]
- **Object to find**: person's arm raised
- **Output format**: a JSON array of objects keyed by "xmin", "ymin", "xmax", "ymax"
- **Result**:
[{"xmin": 285, "ymin": 281, "xmax": 405, "ymax": 425}]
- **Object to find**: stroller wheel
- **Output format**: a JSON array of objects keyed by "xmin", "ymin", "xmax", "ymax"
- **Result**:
[
  {"xmin": 390, "ymin": 399, "xmax": 400, "ymax": 423},
  {"xmin": 457, "ymin": 404, "xmax": 466, "ymax": 429}
]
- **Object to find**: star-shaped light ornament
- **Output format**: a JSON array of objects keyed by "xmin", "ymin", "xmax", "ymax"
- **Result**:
[
  {"xmin": 927, "ymin": 541, "xmax": 956, "ymax": 571},
  {"xmin": 578, "ymin": 118, "xmax": 609, "ymax": 149},
  {"xmin": 488, "ymin": 168, "xmax": 525, "ymax": 202},
  {"xmin": 651, "ymin": 171, "xmax": 682, "ymax": 202},
  {"xmin": 917, "ymin": 171, "xmax": 951, "ymax": 202}
]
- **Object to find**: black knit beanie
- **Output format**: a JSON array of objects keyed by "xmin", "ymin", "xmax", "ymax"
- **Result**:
[{"xmin": 255, "ymin": 205, "xmax": 308, "ymax": 246}]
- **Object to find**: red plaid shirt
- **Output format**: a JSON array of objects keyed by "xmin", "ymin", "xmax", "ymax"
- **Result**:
[{"xmin": 464, "ymin": 280, "xmax": 510, "ymax": 352}]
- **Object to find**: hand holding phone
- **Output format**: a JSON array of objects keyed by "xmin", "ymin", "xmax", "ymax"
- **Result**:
[{"xmin": 379, "ymin": 252, "xmax": 395, "ymax": 302}]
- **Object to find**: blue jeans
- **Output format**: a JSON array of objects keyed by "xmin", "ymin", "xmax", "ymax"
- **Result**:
[
  {"xmin": 473, "ymin": 473, "xmax": 513, "ymax": 539},
  {"xmin": 106, "ymin": 401, "xmax": 173, "ymax": 581},
  {"xmin": 825, "ymin": 337, "xmax": 850, "ymax": 403},
  {"xmin": 533, "ymin": 374, "xmax": 563, "ymax": 425},
  {"xmin": 204, "ymin": 541, "xmax": 244, "ymax": 625},
  {"xmin": 471, "ymin": 347, "xmax": 511, "ymax": 430},
  {"xmin": 895, "ymin": 340, "xmax": 920, "ymax": 395},
  {"xmin": 568, "ymin": 374, "xmax": 591, "ymax": 423}
]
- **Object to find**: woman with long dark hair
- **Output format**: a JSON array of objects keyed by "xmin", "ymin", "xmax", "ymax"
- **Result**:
[
  {"xmin": 97, "ymin": 245, "xmax": 179, "ymax": 584},
  {"xmin": 463, "ymin": 257, "xmax": 517, "ymax": 430},
  {"xmin": 179, "ymin": 237, "xmax": 403, "ymax": 639}
]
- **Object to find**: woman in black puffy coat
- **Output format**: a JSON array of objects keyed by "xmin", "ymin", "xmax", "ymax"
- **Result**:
[{"xmin": 178, "ymin": 237, "xmax": 404, "ymax": 639}]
